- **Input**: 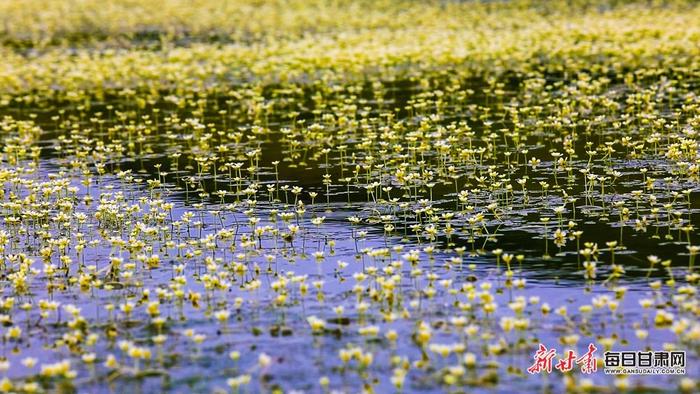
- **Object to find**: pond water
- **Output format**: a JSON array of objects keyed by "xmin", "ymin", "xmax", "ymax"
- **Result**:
[{"xmin": 0, "ymin": 67, "xmax": 697, "ymax": 394}]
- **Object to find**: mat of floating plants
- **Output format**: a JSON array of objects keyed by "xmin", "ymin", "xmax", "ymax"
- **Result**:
[{"xmin": 0, "ymin": 0, "xmax": 698, "ymax": 393}]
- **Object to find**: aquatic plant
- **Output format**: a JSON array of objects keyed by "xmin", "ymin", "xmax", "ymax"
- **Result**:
[{"xmin": 0, "ymin": 0, "xmax": 697, "ymax": 393}]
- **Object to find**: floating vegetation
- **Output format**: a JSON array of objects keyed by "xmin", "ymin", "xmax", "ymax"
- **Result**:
[{"xmin": 0, "ymin": 0, "xmax": 698, "ymax": 393}]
